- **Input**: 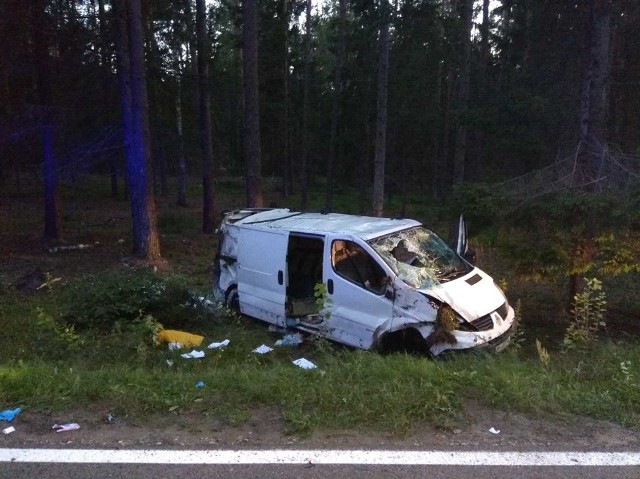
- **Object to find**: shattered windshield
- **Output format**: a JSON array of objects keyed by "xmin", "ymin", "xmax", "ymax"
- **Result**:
[{"xmin": 368, "ymin": 226, "xmax": 471, "ymax": 289}]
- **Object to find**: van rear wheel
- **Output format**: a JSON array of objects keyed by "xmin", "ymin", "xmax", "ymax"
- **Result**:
[{"xmin": 225, "ymin": 286, "xmax": 240, "ymax": 313}]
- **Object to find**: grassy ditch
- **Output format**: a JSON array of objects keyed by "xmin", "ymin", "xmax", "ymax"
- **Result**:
[{"xmin": 1, "ymin": 270, "xmax": 639, "ymax": 435}]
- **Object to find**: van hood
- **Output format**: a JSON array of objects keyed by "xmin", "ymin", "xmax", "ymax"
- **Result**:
[{"xmin": 417, "ymin": 268, "xmax": 505, "ymax": 321}]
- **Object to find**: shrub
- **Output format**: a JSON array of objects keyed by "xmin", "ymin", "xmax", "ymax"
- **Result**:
[
  {"xmin": 563, "ymin": 277, "xmax": 607, "ymax": 350},
  {"xmin": 59, "ymin": 269, "xmax": 215, "ymax": 332}
]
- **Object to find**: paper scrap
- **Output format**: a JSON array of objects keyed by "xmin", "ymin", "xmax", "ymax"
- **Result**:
[
  {"xmin": 167, "ymin": 342, "xmax": 182, "ymax": 351},
  {"xmin": 253, "ymin": 344, "xmax": 273, "ymax": 354},
  {"xmin": 2, "ymin": 426, "xmax": 15, "ymax": 434},
  {"xmin": 292, "ymin": 358, "xmax": 317, "ymax": 370},
  {"xmin": 52, "ymin": 423, "xmax": 80, "ymax": 433},
  {"xmin": 181, "ymin": 350, "xmax": 205, "ymax": 359},
  {"xmin": 207, "ymin": 339, "xmax": 230, "ymax": 349},
  {"xmin": 489, "ymin": 427, "xmax": 501, "ymax": 435}
]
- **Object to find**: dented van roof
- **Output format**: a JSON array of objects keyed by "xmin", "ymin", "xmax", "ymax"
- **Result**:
[{"xmin": 224, "ymin": 208, "xmax": 421, "ymax": 240}]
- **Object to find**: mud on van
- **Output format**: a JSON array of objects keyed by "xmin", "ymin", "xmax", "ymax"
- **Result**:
[{"xmin": 213, "ymin": 208, "xmax": 514, "ymax": 356}]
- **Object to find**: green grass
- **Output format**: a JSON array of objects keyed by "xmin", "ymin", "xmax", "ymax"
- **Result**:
[{"xmin": 1, "ymin": 274, "xmax": 639, "ymax": 435}]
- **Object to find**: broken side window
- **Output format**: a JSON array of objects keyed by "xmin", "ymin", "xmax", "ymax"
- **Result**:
[{"xmin": 331, "ymin": 240, "xmax": 387, "ymax": 294}]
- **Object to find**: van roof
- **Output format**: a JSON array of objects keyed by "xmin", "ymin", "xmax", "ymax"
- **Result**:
[{"xmin": 225, "ymin": 208, "xmax": 421, "ymax": 240}]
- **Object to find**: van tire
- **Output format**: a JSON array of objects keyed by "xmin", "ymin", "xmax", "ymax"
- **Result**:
[
  {"xmin": 225, "ymin": 286, "xmax": 240, "ymax": 313},
  {"xmin": 378, "ymin": 328, "xmax": 429, "ymax": 356}
]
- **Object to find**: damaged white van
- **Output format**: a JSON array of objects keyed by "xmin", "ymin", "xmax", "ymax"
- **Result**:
[{"xmin": 213, "ymin": 208, "xmax": 514, "ymax": 356}]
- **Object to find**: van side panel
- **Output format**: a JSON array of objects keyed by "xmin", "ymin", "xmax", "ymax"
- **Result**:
[{"xmin": 237, "ymin": 228, "xmax": 289, "ymax": 327}]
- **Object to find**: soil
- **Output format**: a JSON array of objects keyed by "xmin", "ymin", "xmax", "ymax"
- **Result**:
[{"xmin": 2, "ymin": 402, "xmax": 638, "ymax": 451}]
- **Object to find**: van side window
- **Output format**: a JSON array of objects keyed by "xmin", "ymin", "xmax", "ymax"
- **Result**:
[{"xmin": 332, "ymin": 240, "xmax": 387, "ymax": 294}]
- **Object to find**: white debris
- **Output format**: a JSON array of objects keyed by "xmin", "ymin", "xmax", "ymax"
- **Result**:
[
  {"xmin": 252, "ymin": 344, "xmax": 273, "ymax": 354},
  {"xmin": 489, "ymin": 427, "xmax": 501, "ymax": 435},
  {"xmin": 292, "ymin": 358, "xmax": 317, "ymax": 370},
  {"xmin": 181, "ymin": 350, "xmax": 205, "ymax": 359},
  {"xmin": 2, "ymin": 427, "xmax": 15, "ymax": 435},
  {"xmin": 207, "ymin": 339, "xmax": 230, "ymax": 349}
]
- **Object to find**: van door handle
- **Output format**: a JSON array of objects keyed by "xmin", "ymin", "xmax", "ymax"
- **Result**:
[
  {"xmin": 278, "ymin": 270, "xmax": 283, "ymax": 285},
  {"xmin": 327, "ymin": 279, "xmax": 334, "ymax": 294}
]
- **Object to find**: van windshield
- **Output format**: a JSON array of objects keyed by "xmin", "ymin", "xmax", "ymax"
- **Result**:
[{"xmin": 368, "ymin": 226, "xmax": 471, "ymax": 288}]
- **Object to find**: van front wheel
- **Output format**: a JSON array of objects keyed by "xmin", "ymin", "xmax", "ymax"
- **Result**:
[{"xmin": 225, "ymin": 286, "xmax": 240, "ymax": 313}]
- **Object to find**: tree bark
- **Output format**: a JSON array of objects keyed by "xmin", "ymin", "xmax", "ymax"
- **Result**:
[
  {"xmin": 33, "ymin": 0, "xmax": 62, "ymax": 243},
  {"xmin": 281, "ymin": 0, "xmax": 291, "ymax": 198},
  {"xmin": 372, "ymin": 0, "xmax": 390, "ymax": 217},
  {"xmin": 115, "ymin": 0, "xmax": 161, "ymax": 260},
  {"xmin": 243, "ymin": 0, "xmax": 264, "ymax": 208},
  {"xmin": 196, "ymin": 0, "xmax": 216, "ymax": 232},
  {"xmin": 325, "ymin": 0, "xmax": 347, "ymax": 212},
  {"xmin": 453, "ymin": 0, "xmax": 473, "ymax": 185},
  {"xmin": 300, "ymin": 0, "xmax": 312, "ymax": 210}
]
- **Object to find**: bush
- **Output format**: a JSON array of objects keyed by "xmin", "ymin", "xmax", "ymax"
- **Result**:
[
  {"xmin": 59, "ymin": 269, "xmax": 214, "ymax": 332},
  {"xmin": 563, "ymin": 277, "xmax": 607, "ymax": 350}
]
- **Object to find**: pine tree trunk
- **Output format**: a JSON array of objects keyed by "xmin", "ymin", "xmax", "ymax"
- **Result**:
[
  {"xmin": 34, "ymin": 0, "xmax": 61, "ymax": 243},
  {"xmin": 372, "ymin": 0, "xmax": 390, "ymax": 217},
  {"xmin": 300, "ymin": 0, "xmax": 312, "ymax": 210},
  {"xmin": 115, "ymin": 0, "xmax": 161, "ymax": 260},
  {"xmin": 176, "ymin": 76, "xmax": 188, "ymax": 207},
  {"xmin": 281, "ymin": 0, "xmax": 290, "ymax": 198},
  {"xmin": 325, "ymin": 0, "xmax": 347, "ymax": 212},
  {"xmin": 196, "ymin": 0, "xmax": 216, "ymax": 231},
  {"xmin": 243, "ymin": 0, "xmax": 264, "ymax": 208},
  {"xmin": 453, "ymin": 0, "xmax": 473, "ymax": 185}
]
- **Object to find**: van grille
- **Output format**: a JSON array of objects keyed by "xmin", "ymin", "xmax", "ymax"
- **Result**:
[{"xmin": 456, "ymin": 303, "xmax": 508, "ymax": 332}]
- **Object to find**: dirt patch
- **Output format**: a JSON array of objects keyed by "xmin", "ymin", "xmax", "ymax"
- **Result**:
[{"xmin": 2, "ymin": 403, "xmax": 638, "ymax": 451}]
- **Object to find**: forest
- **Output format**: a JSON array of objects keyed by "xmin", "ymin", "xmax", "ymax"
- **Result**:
[{"xmin": 1, "ymin": 0, "xmax": 640, "ymax": 296}]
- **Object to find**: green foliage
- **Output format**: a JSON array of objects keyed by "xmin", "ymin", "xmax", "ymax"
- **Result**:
[
  {"xmin": 563, "ymin": 278, "xmax": 607, "ymax": 350},
  {"xmin": 59, "ymin": 269, "xmax": 213, "ymax": 332},
  {"xmin": 33, "ymin": 308, "xmax": 82, "ymax": 359},
  {"xmin": 510, "ymin": 299, "xmax": 526, "ymax": 352},
  {"xmin": 313, "ymin": 282, "xmax": 332, "ymax": 319},
  {"xmin": 535, "ymin": 339, "xmax": 550, "ymax": 367},
  {"xmin": 449, "ymin": 182, "xmax": 508, "ymax": 229}
]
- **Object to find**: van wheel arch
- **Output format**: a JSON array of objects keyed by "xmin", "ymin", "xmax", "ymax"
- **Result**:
[
  {"xmin": 224, "ymin": 285, "xmax": 240, "ymax": 312},
  {"xmin": 377, "ymin": 328, "xmax": 430, "ymax": 356}
]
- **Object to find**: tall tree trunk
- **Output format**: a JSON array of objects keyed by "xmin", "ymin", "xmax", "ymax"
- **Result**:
[
  {"xmin": 372, "ymin": 0, "xmax": 390, "ymax": 217},
  {"xmin": 243, "ymin": 0, "xmax": 263, "ymax": 208},
  {"xmin": 300, "ymin": 0, "xmax": 312, "ymax": 210},
  {"xmin": 176, "ymin": 71, "xmax": 188, "ymax": 207},
  {"xmin": 115, "ymin": 0, "xmax": 161, "ymax": 260},
  {"xmin": 196, "ymin": 0, "xmax": 216, "ymax": 231},
  {"xmin": 579, "ymin": 0, "xmax": 612, "ymax": 145},
  {"xmin": 281, "ymin": 0, "xmax": 291, "ymax": 198},
  {"xmin": 325, "ymin": 0, "xmax": 347, "ymax": 212},
  {"xmin": 34, "ymin": 0, "xmax": 61, "ymax": 243},
  {"xmin": 453, "ymin": 0, "xmax": 473, "ymax": 185}
]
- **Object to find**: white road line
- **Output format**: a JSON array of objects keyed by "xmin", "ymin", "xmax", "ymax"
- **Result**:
[{"xmin": 1, "ymin": 449, "xmax": 640, "ymax": 466}]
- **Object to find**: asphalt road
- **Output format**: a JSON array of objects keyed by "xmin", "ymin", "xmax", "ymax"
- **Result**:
[{"xmin": 2, "ymin": 448, "xmax": 639, "ymax": 479}]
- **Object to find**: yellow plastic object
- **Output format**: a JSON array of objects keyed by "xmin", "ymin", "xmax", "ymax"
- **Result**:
[{"xmin": 156, "ymin": 329, "xmax": 204, "ymax": 348}]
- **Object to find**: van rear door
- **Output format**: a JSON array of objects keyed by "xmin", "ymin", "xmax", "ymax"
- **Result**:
[{"xmin": 237, "ymin": 227, "xmax": 289, "ymax": 327}]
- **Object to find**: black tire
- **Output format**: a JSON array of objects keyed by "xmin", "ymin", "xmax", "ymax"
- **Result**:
[{"xmin": 224, "ymin": 286, "xmax": 240, "ymax": 313}]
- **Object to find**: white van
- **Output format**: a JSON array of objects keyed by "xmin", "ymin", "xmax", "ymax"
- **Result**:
[{"xmin": 213, "ymin": 208, "xmax": 514, "ymax": 356}]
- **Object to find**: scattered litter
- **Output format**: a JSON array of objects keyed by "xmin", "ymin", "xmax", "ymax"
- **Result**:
[
  {"xmin": 52, "ymin": 423, "xmax": 80, "ymax": 433},
  {"xmin": 489, "ymin": 427, "xmax": 501, "ymax": 435},
  {"xmin": 207, "ymin": 339, "xmax": 230, "ymax": 349},
  {"xmin": 181, "ymin": 350, "xmax": 205, "ymax": 359},
  {"xmin": 195, "ymin": 380, "xmax": 205, "ymax": 388},
  {"xmin": 0, "ymin": 408, "xmax": 21, "ymax": 422},
  {"xmin": 253, "ymin": 344, "xmax": 273, "ymax": 354},
  {"xmin": 267, "ymin": 325, "xmax": 287, "ymax": 334},
  {"xmin": 168, "ymin": 342, "xmax": 182, "ymax": 351},
  {"xmin": 2, "ymin": 426, "xmax": 15, "ymax": 435},
  {"xmin": 166, "ymin": 360, "xmax": 174, "ymax": 367},
  {"xmin": 156, "ymin": 329, "xmax": 204, "ymax": 348},
  {"xmin": 275, "ymin": 333, "xmax": 303, "ymax": 347},
  {"xmin": 48, "ymin": 243, "xmax": 94, "ymax": 254},
  {"xmin": 292, "ymin": 358, "xmax": 317, "ymax": 370},
  {"xmin": 104, "ymin": 413, "xmax": 115, "ymax": 424}
]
